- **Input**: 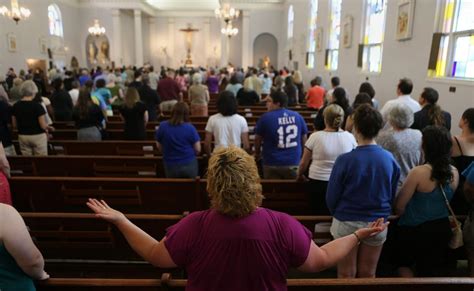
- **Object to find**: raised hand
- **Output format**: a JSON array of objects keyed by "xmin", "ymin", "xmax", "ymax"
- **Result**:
[
  {"xmin": 355, "ymin": 218, "xmax": 389, "ymax": 240},
  {"xmin": 86, "ymin": 198, "xmax": 127, "ymax": 225}
]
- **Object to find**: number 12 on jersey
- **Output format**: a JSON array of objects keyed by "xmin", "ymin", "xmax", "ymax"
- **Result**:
[{"xmin": 277, "ymin": 125, "xmax": 298, "ymax": 149}]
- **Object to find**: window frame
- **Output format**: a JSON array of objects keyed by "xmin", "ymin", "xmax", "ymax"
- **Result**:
[
  {"xmin": 288, "ymin": 5, "xmax": 295, "ymax": 40},
  {"xmin": 307, "ymin": 0, "xmax": 318, "ymax": 69},
  {"xmin": 326, "ymin": 0, "xmax": 342, "ymax": 71},
  {"xmin": 48, "ymin": 4, "xmax": 64, "ymax": 38},
  {"xmin": 433, "ymin": 0, "xmax": 474, "ymax": 79},
  {"xmin": 360, "ymin": 0, "xmax": 388, "ymax": 74}
]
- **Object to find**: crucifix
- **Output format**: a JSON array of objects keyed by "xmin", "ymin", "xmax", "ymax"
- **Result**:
[{"xmin": 180, "ymin": 24, "xmax": 199, "ymax": 67}]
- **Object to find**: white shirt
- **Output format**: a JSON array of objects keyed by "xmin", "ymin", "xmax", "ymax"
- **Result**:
[
  {"xmin": 205, "ymin": 113, "xmax": 249, "ymax": 151},
  {"xmin": 305, "ymin": 130, "xmax": 357, "ymax": 181},
  {"xmin": 69, "ymin": 89, "xmax": 79, "ymax": 106},
  {"xmin": 380, "ymin": 95, "xmax": 421, "ymax": 121},
  {"xmin": 41, "ymin": 97, "xmax": 53, "ymax": 125},
  {"xmin": 149, "ymin": 72, "xmax": 159, "ymax": 90}
]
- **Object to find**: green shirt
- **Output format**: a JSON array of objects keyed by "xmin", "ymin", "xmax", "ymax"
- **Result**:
[{"xmin": 0, "ymin": 244, "xmax": 35, "ymax": 290}]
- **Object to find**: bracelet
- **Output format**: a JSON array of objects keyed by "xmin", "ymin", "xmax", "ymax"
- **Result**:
[{"xmin": 353, "ymin": 232, "xmax": 361, "ymax": 244}]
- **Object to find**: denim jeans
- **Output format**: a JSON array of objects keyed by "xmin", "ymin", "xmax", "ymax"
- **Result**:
[{"xmin": 164, "ymin": 159, "xmax": 199, "ymax": 178}]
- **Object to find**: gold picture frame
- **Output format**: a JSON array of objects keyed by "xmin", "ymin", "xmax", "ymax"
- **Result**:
[
  {"xmin": 396, "ymin": 0, "xmax": 415, "ymax": 41},
  {"xmin": 7, "ymin": 33, "xmax": 17, "ymax": 52}
]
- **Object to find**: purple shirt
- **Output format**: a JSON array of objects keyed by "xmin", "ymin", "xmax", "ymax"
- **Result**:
[
  {"xmin": 165, "ymin": 208, "xmax": 312, "ymax": 291},
  {"xmin": 206, "ymin": 76, "xmax": 219, "ymax": 94}
]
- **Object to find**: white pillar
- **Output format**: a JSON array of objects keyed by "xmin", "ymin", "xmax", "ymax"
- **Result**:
[
  {"xmin": 220, "ymin": 24, "xmax": 228, "ymax": 68},
  {"xmin": 241, "ymin": 10, "xmax": 251, "ymax": 68},
  {"xmin": 134, "ymin": 9, "xmax": 144, "ymax": 66},
  {"xmin": 111, "ymin": 9, "xmax": 122, "ymax": 67},
  {"xmin": 167, "ymin": 18, "xmax": 175, "ymax": 68},
  {"xmin": 149, "ymin": 17, "xmax": 157, "ymax": 67},
  {"xmin": 203, "ymin": 18, "xmax": 211, "ymax": 67}
]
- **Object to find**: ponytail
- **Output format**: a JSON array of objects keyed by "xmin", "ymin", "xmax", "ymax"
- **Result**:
[{"xmin": 427, "ymin": 104, "xmax": 445, "ymax": 127}]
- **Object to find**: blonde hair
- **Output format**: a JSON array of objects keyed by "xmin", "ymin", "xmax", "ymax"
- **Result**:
[
  {"xmin": 207, "ymin": 146, "xmax": 263, "ymax": 218},
  {"xmin": 124, "ymin": 87, "xmax": 140, "ymax": 108},
  {"xmin": 323, "ymin": 104, "xmax": 344, "ymax": 129},
  {"xmin": 293, "ymin": 71, "xmax": 303, "ymax": 84}
]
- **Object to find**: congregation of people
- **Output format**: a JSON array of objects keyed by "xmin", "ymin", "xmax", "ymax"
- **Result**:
[{"xmin": 1, "ymin": 62, "xmax": 474, "ymax": 290}]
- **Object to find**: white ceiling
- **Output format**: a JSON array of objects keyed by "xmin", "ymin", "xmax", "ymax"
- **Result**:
[
  {"xmin": 145, "ymin": 0, "xmax": 284, "ymax": 11},
  {"xmin": 145, "ymin": 0, "xmax": 220, "ymax": 11}
]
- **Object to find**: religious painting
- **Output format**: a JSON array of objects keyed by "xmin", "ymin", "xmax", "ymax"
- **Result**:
[
  {"xmin": 396, "ymin": 0, "xmax": 415, "ymax": 41},
  {"xmin": 7, "ymin": 33, "xmax": 17, "ymax": 52},
  {"xmin": 85, "ymin": 34, "xmax": 110, "ymax": 68},
  {"xmin": 39, "ymin": 37, "xmax": 48, "ymax": 54},
  {"xmin": 342, "ymin": 15, "xmax": 353, "ymax": 48},
  {"xmin": 315, "ymin": 28, "xmax": 323, "ymax": 52}
]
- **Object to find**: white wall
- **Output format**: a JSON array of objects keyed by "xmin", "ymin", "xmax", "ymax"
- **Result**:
[
  {"xmin": 284, "ymin": 0, "xmax": 474, "ymax": 134},
  {"xmin": 119, "ymin": 10, "xmax": 135, "ymax": 67},
  {"xmin": 0, "ymin": 0, "xmax": 86, "ymax": 73},
  {"xmin": 249, "ymin": 10, "xmax": 283, "ymax": 70},
  {"xmin": 253, "ymin": 33, "xmax": 278, "ymax": 68}
]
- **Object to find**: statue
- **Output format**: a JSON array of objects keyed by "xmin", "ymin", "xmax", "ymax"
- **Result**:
[
  {"xmin": 97, "ymin": 41, "xmax": 110, "ymax": 64},
  {"xmin": 179, "ymin": 24, "xmax": 199, "ymax": 67},
  {"xmin": 88, "ymin": 42, "xmax": 97, "ymax": 65},
  {"xmin": 263, "ymin": 55, "xmax": 270, "ymax": 69}
]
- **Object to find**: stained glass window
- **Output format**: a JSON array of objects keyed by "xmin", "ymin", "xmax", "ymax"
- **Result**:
[
  {"xmin": 327, "ymin": 0, "xmax": 342, "ymax": 70},
  {"xmin": 361, "ymin": 0, "xmax": 387, "ymax": 73},
  {"xmin": 288, "ymin": 5, "xmax": 294, "ymax": 40},
  {"xmin": 431, "ymin": 0, "xmax": 474, "ymax": 78},
  {"xmin": 48, "ymin": 4, "xmax": 63, "ymax": 37},
  {"xmin": 307, "ymin": 0, "xmax": 318, "ymax": 69}
]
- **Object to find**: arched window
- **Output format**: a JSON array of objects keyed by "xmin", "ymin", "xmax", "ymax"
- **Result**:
[
  {"xmin": 429, "ymin": 0, "xmax": 474, "ymax": 79},
  {"xmin": 288, "ymin": 5, "xmax": 294, "ymax": 40},
  {"xmin": 48, "ymin": 4, "xmax": 63, "ymax": 37},
  {"xmin": 307, "ymin": 0, "xmax": 318, "ymax": 69},
  {"xmin": 361, "ymin": 0, "xmax": 387, "ymax": 73},
  {"xmin": 327, "ymin": 0, "xmax": 342, "ymax": 70}
]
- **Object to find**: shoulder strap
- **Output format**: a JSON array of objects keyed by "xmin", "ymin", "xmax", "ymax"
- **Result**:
[
  {"xmin": 454, "ymin": 136, "xmax": 464, "ymax": 155},
  {"xmin": 439, "ymin": 184, "xmax": 457, "ymax": 218}
]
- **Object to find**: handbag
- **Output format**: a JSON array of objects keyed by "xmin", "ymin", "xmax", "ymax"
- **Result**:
[{"xmin": 439, "ymin": 184, "xmax": 464, "ymax": 249}]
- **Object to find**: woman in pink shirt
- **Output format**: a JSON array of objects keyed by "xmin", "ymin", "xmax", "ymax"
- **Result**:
[
  {"xmin": 87, "ymin": 146, "xmax": 387, "ymax": 291},
  {"xmin": 0, "ymin": 143, "xmax": 11, "ymax": 205}
]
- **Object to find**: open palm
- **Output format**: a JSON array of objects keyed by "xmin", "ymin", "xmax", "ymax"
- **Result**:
[
  {"xmin": 356, "ymin": 218, "xmax": 389, "ymax": 239},
  {"xmin": 86, "ymin": 198, "xmax": 126, "ymax": 225}
]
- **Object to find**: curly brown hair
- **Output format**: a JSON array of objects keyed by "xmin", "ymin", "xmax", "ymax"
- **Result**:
[{"xmin": 206, "ymin": 146, "xmax": 263, "ymax": 218}]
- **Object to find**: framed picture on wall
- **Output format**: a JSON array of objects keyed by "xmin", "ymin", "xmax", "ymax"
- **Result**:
[
  {"xmin": 39, "ymin": 37, "xmax": 48, "ymax": 54},
  {"xmin": 315, "ymin": 28, "xmax": 323, "ymax": 52},
  {"xmin": 7, "ymin": 33, "xmax": 17, "ymax": 52},
  {"xmin": 342, "ymin": 15, "xmax": 353, "ymax": 48},
  {"xmin": 396, "ymin": 0, "xmax": 415, "ymax": 41}
]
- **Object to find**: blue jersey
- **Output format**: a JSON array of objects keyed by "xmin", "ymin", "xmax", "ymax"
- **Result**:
[{"xmin": 255, "ymin": 108, "xmax": 308, "ymax": 166}]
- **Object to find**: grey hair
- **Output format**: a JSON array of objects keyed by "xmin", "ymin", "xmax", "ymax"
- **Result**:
[
  {"xmin": 20, "ymin": 80, "xmax": 38, "ymax": 97},
  {"xmin": 388, "ymin": 103, "xmax": 414, "ymax": 129},
  {"xmin": 192, "ymin": 73, "xmax": 202, "ymax": 84}
]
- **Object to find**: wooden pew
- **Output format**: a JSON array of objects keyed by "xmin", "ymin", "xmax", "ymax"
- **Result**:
[
  {"xmin": 22, "ymin": 212, "xmax": 184, "ymax": 279},
  {"xmin": 8, "ymin": 155, "xmax": 209, "ymax": 178},
  {"xmin": 37, "ymin": 277, "xmax": 474, "ymax": 291},
  {"xmin": 11, "ymin": 177, "xmax": 317, "ymax": 215},
  {"xmin": 11, "ymin": 177, "xmax": 205, "ymax": 214}
]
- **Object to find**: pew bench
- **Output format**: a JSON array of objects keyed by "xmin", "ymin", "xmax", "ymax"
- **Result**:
[
  {"xmin": 11, "ymin": 177, "xmax": 317, "ymax": 215},
  {"xmin": 36, "ymin": 276, "xmax": 474, "ymax": 291},
  {"xmin": 22, "ymin": 212, "xmax": 185, "ymax": 279}
]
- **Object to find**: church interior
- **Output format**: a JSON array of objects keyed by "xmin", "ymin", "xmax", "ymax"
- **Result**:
[{"xmin": 0, "ymin": 0, "xmax": 474, "ymax": 290}]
